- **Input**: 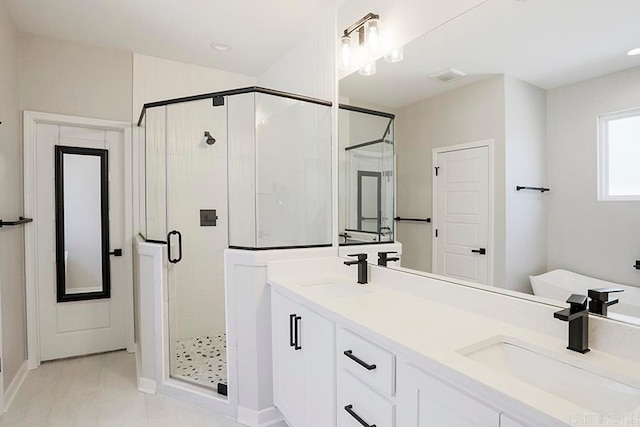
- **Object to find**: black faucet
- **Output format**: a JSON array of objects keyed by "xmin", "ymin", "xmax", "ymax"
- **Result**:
[
  {"xmin": 378, "ymin": 251, "xmax": 399, "ymax": 267},
  {"xmin": 344, "ymin": 253, "xmax": 368, "ymax": 284},
  {"xmin": 588, "ymin": 287, "xmax": 624, "ymax": 316},
  {"xmin": 554, "ymin": 294, "xmax": 590, "ymax": 354}
]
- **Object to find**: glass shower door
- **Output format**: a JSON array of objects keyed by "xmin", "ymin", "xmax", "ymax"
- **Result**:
[{"xmin": 165, "ymin": 99, "xmax": 229, "ymax": 395}]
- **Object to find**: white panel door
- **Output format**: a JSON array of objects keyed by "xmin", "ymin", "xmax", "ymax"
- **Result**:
[
  {"xmin": 36, "ymin": 123, "xmax": 128, "ymax": 361},
  {"xmin": 434, "ymin": 146, "xmax": 489, "ymax": 284}
]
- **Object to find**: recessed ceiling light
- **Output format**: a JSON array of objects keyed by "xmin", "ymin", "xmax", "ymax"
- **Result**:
[
  {"xmin": 211, "ymin": 42, "xmax": 231, "ymax": 52},
  {"xmin": 627, "ymin": 48, "xmax": 640, "ymax": 56}
]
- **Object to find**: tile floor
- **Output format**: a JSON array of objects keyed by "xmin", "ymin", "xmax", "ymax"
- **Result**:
[
  {"xmin": 174, "ymin": 334, "xmax": 227, "ymax": 390},
  {"xmin": 0, "ymin": 351, "xmax": 287, "ymax": 427}
]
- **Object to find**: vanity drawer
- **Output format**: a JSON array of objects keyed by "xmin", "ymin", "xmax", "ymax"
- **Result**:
[
  {"xmin": 337, "ymin": 328, "xmax": 395, "ymax": 396},
  {"xmin": 338, "ymin": 369, "xmax": 394, "ymax": 427}
]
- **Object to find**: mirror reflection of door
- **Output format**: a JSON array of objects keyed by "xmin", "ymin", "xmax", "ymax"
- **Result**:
[
  {"xmin": 357, "ymin": 171, "xmax": 382, "ymax": 233},
  {"xmin": 433, "ymin": 145, "xmax": 490, "ymax": 285},
  {"xmin": 55, "ymin": 146, "xmax": 111, "ymax": 301}
]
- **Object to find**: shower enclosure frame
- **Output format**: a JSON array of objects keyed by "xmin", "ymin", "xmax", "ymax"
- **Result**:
[
  {"xmin": 134, "ymin": 86, "xmax": 334, "ymax": 416},
  {"xmin": 137, "ymin": 86, "xmax": 334, "ymax": 250}
]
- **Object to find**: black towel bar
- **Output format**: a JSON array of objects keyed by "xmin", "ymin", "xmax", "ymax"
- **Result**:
[
  {"xmin": 394, "ymin": 217, "xmax": 431, "ymax": 223},
  {"xmin": 0, "ymin": 217, "xmax": 33, "ymax": 228},
  {"xmin": 516, "ymin": 186, "xmax": 550, "ymax": 193}
]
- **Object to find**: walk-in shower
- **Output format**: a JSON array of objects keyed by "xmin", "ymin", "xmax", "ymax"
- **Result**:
[
  {"xmin": 137, "ymin": 87, "xmax": 332, "ymax": 397},
  {"xmin": 338, "ymin": 104, "xmax": 395, "ymax": 245}
]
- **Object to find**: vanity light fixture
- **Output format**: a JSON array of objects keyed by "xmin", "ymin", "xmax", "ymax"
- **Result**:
[
  {"xmin": 627, "ymin": 48, "xmax": 640, "ymax": 56},
  {"xmin": 384, "ymin": 47, "xmax": 404, "ymax": 63},
  {"xmin": 340, "ymin": 35, "xmax": 352, "ymax": 68},
  {"xmin": 365, "ymin": 17, "xmax": 381, "ymax": 54},
  {"xmin": 359, "ymin": 61, "xmax": 377, "ymax": 76},
  {"xmin": 340, "ymin": 12, "xmax": 381, "ymax": 69}
]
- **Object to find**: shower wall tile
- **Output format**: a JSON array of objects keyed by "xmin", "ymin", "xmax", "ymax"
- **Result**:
[
  {"xmin": 258, "ymin": 13, "xmax": 336, "ymax": 104},
  {"xmin": 131, "ymin": 54, "xmax": 257, "ymax": 240}
]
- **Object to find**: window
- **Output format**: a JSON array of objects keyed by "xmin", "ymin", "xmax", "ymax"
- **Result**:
[{"xmin": 598, "ymin": 108, "xmax": 640, "ymax": 201}]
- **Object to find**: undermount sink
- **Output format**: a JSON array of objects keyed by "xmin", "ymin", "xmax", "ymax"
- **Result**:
[
  {"xmin": 298, "ymin": 279, "xmax": 374, "ymax": 298},
  {"xmin": 459, "ymin": 337, "xmax": 640, "ymax": 414}
]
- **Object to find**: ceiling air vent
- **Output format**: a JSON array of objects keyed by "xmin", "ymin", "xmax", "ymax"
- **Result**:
[{"xmin": 429, "ymin": 68, "xmax": 467, "ymax": 83}]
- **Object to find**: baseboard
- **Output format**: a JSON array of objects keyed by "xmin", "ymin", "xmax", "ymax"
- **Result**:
[
  {"xmin": 4, "ymin": 360, "xmax": 28, "ymax": 411},
  {"xmin": 237, "ymin": 405, "xmax": 284, "ymax": 427},
  {"xmin": 137, "ymin": 376, "xmax": 156, "ymax": 395}
]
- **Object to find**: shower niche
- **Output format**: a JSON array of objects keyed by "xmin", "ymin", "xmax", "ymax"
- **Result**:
[{"xmin": 137, "ymin": 87, "xmax": 332, "ymax": 395}]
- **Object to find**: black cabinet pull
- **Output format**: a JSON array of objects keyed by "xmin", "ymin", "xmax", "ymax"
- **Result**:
[
  {"xmin": 634, "ymin": 260, "xmax": 640, "ymax": 270},
  {"xmin": 109, "ymin": 249, "xmax": 123, "ymax": 257},
  {"xmin": 344, "ymin": 405, "xmax": 376, "ymax": 427},
  {"xmin": 343, "ymin": 350, "xmax": 376, "ymax": 370},
  {"xmin": 294, "ymin": 316, "xmax": 302, "ymax": 350},
  {"xmin": 471, "ymin": 248, "xmax": 486, "ymax": 255},
  {"xmin": 289, "ymin": 314, "xmax": 296, "ymax": 347},
  {"xmin": 167, "ymin": 230, "xmax": 183, "ymax": 264}
]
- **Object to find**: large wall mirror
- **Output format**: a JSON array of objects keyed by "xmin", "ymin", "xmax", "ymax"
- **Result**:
[
  {"xmin": 338, "ymin": 0, "xmax": 640, "ymax": 326},
  {"xmin": 55, "ymin": 145, "xmax": 112, "ymax": 302}
]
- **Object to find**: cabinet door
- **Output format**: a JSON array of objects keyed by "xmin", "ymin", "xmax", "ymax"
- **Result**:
[
  {"xmin": 303, "ymin": 308, "xmax": 335, "ymax": 427},
  {"xmin": 397, "ymin": 363, "xmax": 500, "ymax": 427},
  {"xmin": 272, "ymin": 292, "xmax": 305, "ymax": 427}
]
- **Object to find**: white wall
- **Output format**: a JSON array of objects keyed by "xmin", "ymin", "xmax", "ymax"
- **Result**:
[
  {"xmin": 0, "ymin": 0, "xmax": 26, "ymax": 392},
  {"xmin": 395, "ymin": 76, "xmax": 506, "ymax": 281},
  {"xmin": 19, "ymin": 34, "xmax": 132, "ymax": 122},
  {"xmin": 504, "ymin": 77, "xmax": 548, "ymax": 293},
  {"xmin": 258, "ymin": 14, "xmax": 335, "ymax": 101},
  {"xmin": 547, "ymin": 66, "xmax": 640, "ymax": 289}
]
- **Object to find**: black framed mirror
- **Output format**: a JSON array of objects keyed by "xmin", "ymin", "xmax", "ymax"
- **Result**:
[{"xmin": 55, "ymin": 145, "xmax": 111, "ymax": 302}]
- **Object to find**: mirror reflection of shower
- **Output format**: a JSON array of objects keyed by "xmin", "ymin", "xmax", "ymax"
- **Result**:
[{"xmin": 339, "ymin": 105, "xmax": 395, "ymax": 245}]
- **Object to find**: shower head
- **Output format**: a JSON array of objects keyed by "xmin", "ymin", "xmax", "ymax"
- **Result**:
[{"xmin": 204, "ymin": 131, "xmax": 216, "ymax": 145}]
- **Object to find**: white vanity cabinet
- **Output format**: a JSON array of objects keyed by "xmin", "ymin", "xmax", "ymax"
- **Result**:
[
  {"xmin": 397, "ymin": 363, "xmax": 501, "ymax": 427},
  {"xmin": 271, "ymin": 291, "xmax": 335, "ymax": 427},
  {"xmin": 336, "ymin": 328, "xmax": 396, "ymax": 427}
]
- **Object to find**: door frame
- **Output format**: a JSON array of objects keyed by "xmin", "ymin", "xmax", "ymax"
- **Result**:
[
  {"xmin": 356, "ymin": 170, "xmax": 382, "ymax": 232},
  {"xmin": 432, "ymin": 139, "xmax": 495, "ymax": 285},
  {"xmin": 23, "ymin": 111, "xmax": 134, "ymax": 369}
]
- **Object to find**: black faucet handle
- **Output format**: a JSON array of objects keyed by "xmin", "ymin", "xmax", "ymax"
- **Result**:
[
  {"xmin": 378, "ymin": 251, "xmax": 398, "ymax": 256},
  {"xmin": 347, "ymin": 253, "xmax": 368, "ymax": 261},
  {"xmin": 566, "ymin": 294, "xmax": 588, "ymax": 312},
  {"xmin": 588, "ymin": 287, "xmax": 624, "ymax": 302}
]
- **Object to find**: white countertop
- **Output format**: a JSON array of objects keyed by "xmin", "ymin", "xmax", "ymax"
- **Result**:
[{"xmin": 268, "ymin": 263, "xmax": 640, "ymax": 426}]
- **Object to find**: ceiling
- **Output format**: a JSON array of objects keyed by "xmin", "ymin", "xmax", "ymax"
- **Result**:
[
  {"xmin": 340, "ymin": 0, "xmax": 640, "ymax": 109},
  {"xmin": 1, "ymin": 0, "xmax": 341, "ymax": 77}
]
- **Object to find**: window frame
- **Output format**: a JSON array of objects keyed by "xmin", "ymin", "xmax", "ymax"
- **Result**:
[{"xmin": 597, "ymin": 107, "xmax": 640, "ymax": 201}]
